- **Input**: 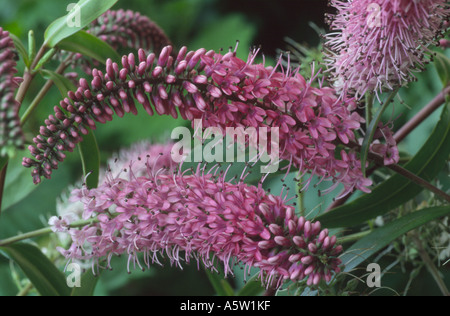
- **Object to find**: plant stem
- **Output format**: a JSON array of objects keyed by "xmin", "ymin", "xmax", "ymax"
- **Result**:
[
  {"xmin": 0, "ymin": 218, "xmax": 99, "ymax": 247},
  {"xmin": 0, "ymin": 45, "xmax": 49, "ymax": 217},
  {"xmin": 411, "ymin": 233, "xmax": 450, "ymax": 296}
]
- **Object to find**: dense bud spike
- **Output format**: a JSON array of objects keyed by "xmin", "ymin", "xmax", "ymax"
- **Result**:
[{"xmin": 54, "ymin": 143, "xmax": 343, "ymax": 288}]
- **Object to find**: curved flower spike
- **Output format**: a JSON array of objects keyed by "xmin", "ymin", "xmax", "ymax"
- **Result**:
[
  {"xmin": 0, "ymin": 28, "xmax": 24, "ymax": 155},
  {"xmin": 324, "ymin": 0, "xmax": 450, "ymax": 98},
  {"xmin": 24, "ymin": 45, "xmax": 373, "ymax": 196}
]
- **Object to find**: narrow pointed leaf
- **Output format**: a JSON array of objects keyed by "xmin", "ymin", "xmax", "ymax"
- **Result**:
[{"xmin": 0, "ymin": 243, "xmax": 70, "ymax": 296}]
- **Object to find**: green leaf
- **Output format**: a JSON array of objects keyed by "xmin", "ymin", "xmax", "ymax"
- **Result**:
[
  {"xmin": 44, "ymin": 0, "xmax": 118, "ymax": 48},
  {"xmin": 236, "ymin": 274, "xmax": 265, "ymax": 296},
  {"xmin": 318, "ymin": 102, "xmax": 450, "ymax": 228},
  {"xmin": 0, "ymin": 261, "xmax": 17, "ymax": 296},
  {"xmin": 360, "ymin": 89, "xmax": 399, "ymax": 176},
  {"xmin": 57, "ymin": 30, "xmax": 120, "ymax": 64},
  {"xmin": 205, "ymin": 269, "xmax": 235, "ymax": 296},
  {"xmin": 341, "ymin": 205, "xmax": 450, "ymax": 272},
  {"xmin": 9, "ymin": 33, "xmax": 30, "ymax": 68},
  {"xmin": 2, "ymin": 150, "xmax": 38, "ymax": 211},
  {"xmin": 0, "ymin": 243, "xmax": 70, "ymax": 296},
  {"xmin": 78, "ymin": 131, "xmax": 100, "ymax": 189},
  {"xmin": 71, "ymin": 270, "xmax": 101, "ymax": 296},
  {"xmin": 434, "ymin": 52, "xmax": 450, "ymax": 87},
  {"xmin": 40, "ymin": 69, "xmax": 77, "ymax": 98}
]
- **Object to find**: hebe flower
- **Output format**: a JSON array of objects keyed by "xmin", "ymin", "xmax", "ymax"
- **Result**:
[
  {"xmin": 325, "ymin": 0, "xmax": 450, "ymax": 97},
  {"xmin": 24, "ymin": 45, "xmax": 373, "ymax": 196},
  {"xmin": 63, "ymin": 10, "xmax": 172, "ymax": 75},
  {"xmin": 56, "ymin": 145, "xmax": 343, "ymax": 288},
  {"xmin": 0, "ymin": 28, "xmax": 24, "ymax": 154}
]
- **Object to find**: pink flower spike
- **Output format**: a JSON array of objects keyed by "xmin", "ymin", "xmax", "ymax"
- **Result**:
[{"xmin": 56, "ymin": 145, "xmax": 344, "ymax": 288}]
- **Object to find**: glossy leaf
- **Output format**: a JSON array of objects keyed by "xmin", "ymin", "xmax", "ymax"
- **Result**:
[
  {"xmin": 318, "ymin": 102, "xmax": 450, "ymax": 228},
  {"xmin": 57, "ymin": 30, "xmax": 120, "ymax": 64},
  {"xmin": 78, "ymin": 130, "xmax": 100, "ymax": 189},
  {"xmin": 44, "ymin": 0, "xmax": 118, "ymax": 48},
  {"xmin": 2, "ymin": 150, "xmax": 38, "ymax": 211},
  {"xmin": 341, "ymin": 205, "xmax": 450, "ymax": 272},
  {"xmin": 0, "ymin": 243, "xmax": 70, "ymax": 296},
  {"xmin": 434, "ymin": 52, "xmax": 450, "ymax": 87},
  {"xmin": 205, "ymin": 270, "xmax": 235, "ymax": 296}
]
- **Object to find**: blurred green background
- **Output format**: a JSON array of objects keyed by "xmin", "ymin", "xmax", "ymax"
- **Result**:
[{"xmin": 0, "ymin": 0, "xmax": 448, "ymax": 296}]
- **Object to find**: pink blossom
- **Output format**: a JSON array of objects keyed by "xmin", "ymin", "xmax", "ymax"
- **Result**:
[
  {"xmin": 58, "ymin": 149, "xmax": 343, "ymax": 288},
  {"xmin": 24, "ymin": 45, "xmax": 375, "ymax": 197}
]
